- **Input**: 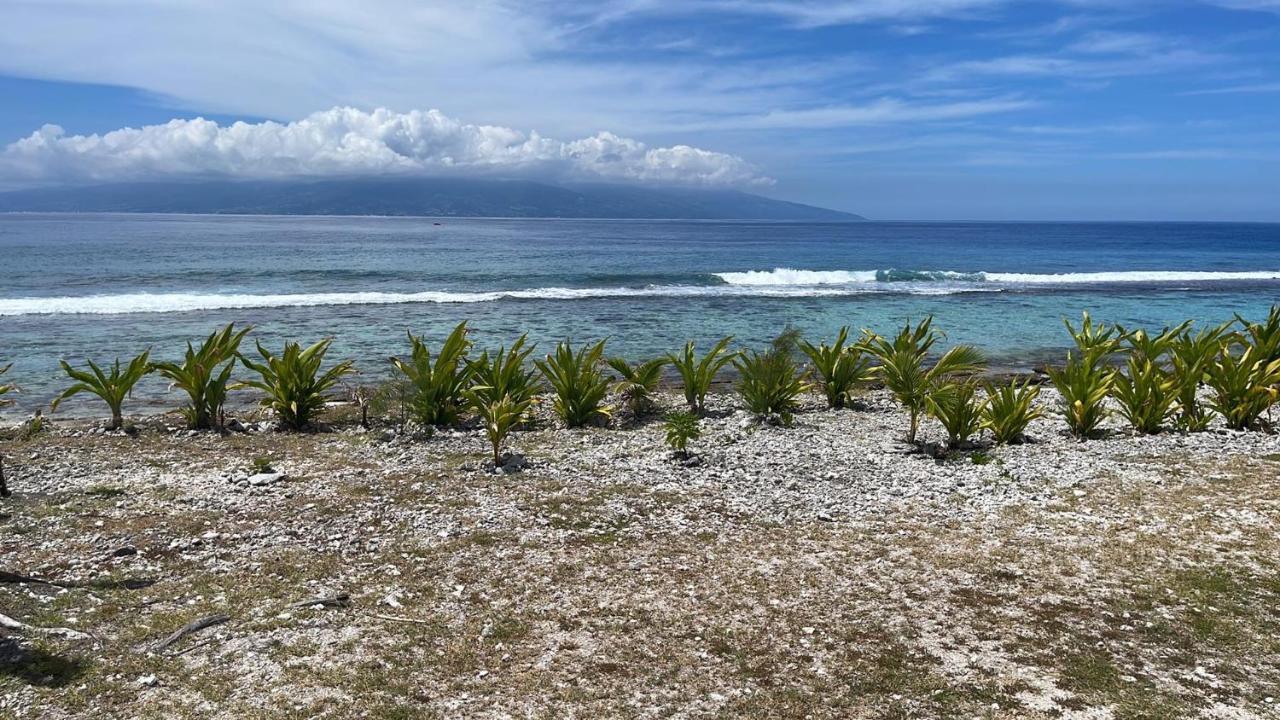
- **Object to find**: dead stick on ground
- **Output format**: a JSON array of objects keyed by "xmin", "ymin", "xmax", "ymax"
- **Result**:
[
  {"xmin": 0, "ymin": 611, "xmax": 96, "ymax": 644},
  {"xmin": 288, "ymin": 592, "xmax": 351, "ymax": 609},
  {"xmin": 155, "ymin": 614, "xmax": 230, "ymax": 651},
  {"xmin": 168, "ymin": 637, "xmax": 217, "ymax": 658},
  {"xmin": 367, "ymin": 612, "xmax": 436, "ymax": 625}
]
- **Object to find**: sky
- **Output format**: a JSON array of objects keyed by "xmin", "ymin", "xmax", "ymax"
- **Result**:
[{"xmin": 1, "ymin": 0, "xmax": 1278, "ymax": 220}]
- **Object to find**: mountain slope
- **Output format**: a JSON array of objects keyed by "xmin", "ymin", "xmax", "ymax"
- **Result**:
[{"xmin": 0, "ymin": 178, "xmax": 864, "ymax": 221}]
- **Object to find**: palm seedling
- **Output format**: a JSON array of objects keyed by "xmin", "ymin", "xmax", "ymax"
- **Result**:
[
  {"xmin": 465, "ymin": 389, "xmax": 533, "ymax": 467},
  {"xmin": 0, "ymin": 364, "xmax": 15, "ymax": 409},
  {"xmin": 1205, "ymin": 343, "xmax": 1280, "ymax": 431},
  {"xmin": 50, "ymin": 350, "xmax": 152, "ymax": 430},
  {"xmin": 607, "ymin": 356, "xmax": 668, "ymax": 417},
  {"xmin": 1045, "ymin": 351, "xmax": 1116, "ymax": 439},
  {"xmin": 863, "ymin": 317, "xmax": 986, "ymax": 444},
  {"xmin": 925, "ymin": 381, "xmax": 985, "ymax": 449},
  {"xmin": 153, "ymin": 323, "xmax": 251, "ymax": 430},
  {"xmin": 535, "ymin": 339, "xmax": 612, "ymax": 428},
  {"xmin": 799, "ymin": 326, "xmax": 875, "ymax": 409},
  {"xmin": 467, "ymin": 335, "xmax": 539, "ymax": 409},
  {"xmin": 1237, "ymin": 304, "xmax": 1280, "ymax": 362},
  {"xmin": 466, "ymin": 336, "xmax": 540, "ymax": 461},
  {"xmin": 388, "ymin": 321, "xmax": 473, "ymax": 427},
  {"xmin": 667, "ymin": 336, "xmax": 738, "ymax": 415},
  {"xmin": 238, "ymin": 338, "xmax": 356, "ymax": 431},
  {"xmin": 1168, "ymin": 322, "xmax": 1231, "ymax": 431},
  {"xmin": 0, "ymin": 363, "xmax": 14, "ymax": 497},
  {"xmin": 1064, "ymin": 311, "xmax": 1125, "ymax": 357},
  {"xmin": 982, "ymin": 379, "xmax": 1044, "ymax": 444},
  {"xmin": 663, "ymin": 411, "xmax": 701, "ymax": 459},
  {"xmin": 1118, "ymin": 321, "xmax": 1191, "ymax": 364},
  {"xmin": 734, "ymin": 341, "xmax": 810, "ymax": 424},
  {"xmin": 1110, "ymin": 357, "xmax": 1178, "ymax": 434}
]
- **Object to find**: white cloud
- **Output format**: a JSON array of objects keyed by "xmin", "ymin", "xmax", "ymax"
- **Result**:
[{"xmin": 0, "ymin": 107, "xmax": 771, "ymax": 187}]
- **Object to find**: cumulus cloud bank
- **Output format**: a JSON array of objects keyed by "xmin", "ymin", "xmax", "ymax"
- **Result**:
[{"xmin": 0, "ymin": 107, "xmax": 770, "ymax": 188}]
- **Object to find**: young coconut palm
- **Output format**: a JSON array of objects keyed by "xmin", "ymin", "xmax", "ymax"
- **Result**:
[
  {"xmin": 389, "ymin": 321, "xmax": 473, "ymax": 427},
  {"xmin": 1237, "ymin": 304, "xmax": 1280, "ymax": 362},
  {"xmin": 466, "ymin": 390, "xmax": 533, "ymax": 467},
  {"xmin": 1169, "ymin": 322, "xmax": 1231, "ymax": 431},
  {"xmin": 0, "ymin": 364, "xmax": 15, "ymax": 408},
  {"xmin": 667, "ymin": 336, "xmax": 738, "ymax": 415},
  {"xmin": 607, "ymin": 356, "xmax": 668, "ymax": 417},
  {"xmin": 153, "ymin": 323, "xmax": 251, "ymax": 430},
  {"xmin": 1119, "ymin": 321, "xmax": 1191, "ymax": 364},
  {"xmin": 982, "ymin": 379, "xmax": 1044, "ymax": 445},
  {"xmin": 799, "ymin": 326, "xmax": 875, "ymax": 409},
  {"xmin": 468, "ymin": 335, "xmax": 539, "ymax": 408},
  {"xmin": 1064, "ymin": 311, "xmax": 1125, "ymax": 357},
  {"xmin": 0, "ymin": 364, "xmax": 14, "ymax": 497},
  {"xmin": 1110, "ymin": 357, "xmax": 1178, "ymax": 434},
  {"xmin": 1205, "ymin": 344, "xmax": 1280, "ymax": 431},
  {"xmin": 238, "ymin": 338, "xmax": 356, "ymax": 430},
  {"xmin": 1046, "ymin": 350, "xmax": 1116, "ymax": 439},
  {"xmin": 663, "ymin": 411, "xmax": 701, "ymax": 459},
  {"xmin": 735, "ymin": 341, "xmax": 810, "ymax": 424},
  {"xmin": 863, "ymin": 317, "xmax": 986, "ymax": 444},
  {"xmin": 50, "ymin": 350, "xmax": 152, "ymax": 430},
  {"xmin": 536, "ymin": 339, "xmax": 612, "ymax": 428},
  {"xmin": 925, "ymin": 381, "xmax": 985, "ymax": 449}
]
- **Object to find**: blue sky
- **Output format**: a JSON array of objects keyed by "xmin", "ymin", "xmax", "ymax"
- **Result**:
[{"xmin": 1, "ymin": 0, "xmax": 1278, "ymax": 220}]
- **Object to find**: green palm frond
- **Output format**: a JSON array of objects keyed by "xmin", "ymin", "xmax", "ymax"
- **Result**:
[
  {"xmin": 1111, "ymin": 357, "xmax": 1177, "ymax": 434},
  {"xmin": 925, "ymin": 381, "xmax": 985, "ymax": 448},
  {"xmin": 982, "ymin": 379, "xmax": 1044, "ymax": 444},
  {"xmin": 0, "ymin": 364, "xmax": 17, "ymax": 409},
  {"xmin": 389, "ymin": 321, "xmax": 473, "ymax": 427},
  {"xmin": 666, "ymin": 336, "xmax": 738, "ymax": 415},
  {"xmin": 535, "ymin": 339, "xmax": 612, "ymax": 428},
  {"xmin": 153, "ymin": 323, "xmax": 252, "ymax": 430},
  {"xmin": 799, "ymin": 326, "xmax": 875, "ymax": 409},
  {"xmin": 237, "ymin": 337, "xmax": 355, "ymax": 430},
  {"xmin": 467, "ymin": 335, "xmax": 539, "ymax": 410},
  {"xmin": 465, "ymin": 389, "xmax": 533, "ymax": 466},
  {"xmin": 735, "ymin": 342, "xmax": 810, "ymax": 424},
  {"xmin": 50, "ymin": 349, "xmax": 152, "ymax": 430},
  {"xmin": 1205, "ymin": 344, "xmax": 1280, "ymax": 430},
  {"xmin": 607, "ymin": 356, "xmax": 668, "ymax": 417},
  {"xmin": 864, "ymin": 317, "xmax": 986, "ymax": 444},
  {"xmin": 1046, "ymin": 350, "xmax": 1116, "ymax": 439}
]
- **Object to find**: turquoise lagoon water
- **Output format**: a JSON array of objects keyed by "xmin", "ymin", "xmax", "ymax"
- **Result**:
[{"xmin": 1, "ymin": 213, "xmax": 1278, "ymax": 414}]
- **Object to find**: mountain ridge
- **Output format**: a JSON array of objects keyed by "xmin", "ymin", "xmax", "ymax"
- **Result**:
[{"xmin": 0, "ymin": 178, "xmax": 864, "ymax": 221}]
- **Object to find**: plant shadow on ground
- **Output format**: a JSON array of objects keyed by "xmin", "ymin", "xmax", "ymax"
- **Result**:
[{"xmin": 0, "ymin": 638, "xmax": 90, "ymax": 688}]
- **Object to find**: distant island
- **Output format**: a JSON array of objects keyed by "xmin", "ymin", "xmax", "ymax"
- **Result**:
[{"xmin": 0, "ymin": 178, "xmax": 865, "ymax": 221}]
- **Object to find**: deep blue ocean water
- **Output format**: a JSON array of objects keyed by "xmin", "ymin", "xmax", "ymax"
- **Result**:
[{"xmin": 2, "ymin": 213, "xmax": 1278, "ymax": 414}]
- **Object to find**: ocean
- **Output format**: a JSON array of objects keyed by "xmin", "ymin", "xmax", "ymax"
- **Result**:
[{"xmin": 2, "ymin": 213, "xmax": 1278, "ymax": 415}]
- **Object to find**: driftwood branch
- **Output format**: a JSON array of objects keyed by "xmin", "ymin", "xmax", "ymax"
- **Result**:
[
  {"xmin": 0, "ymin": 611, "xmax": 95, "ymax": 643},
  {"xmin": 0, "ymin": 569, "xmax": 156, "ymax": 591},
  {"xmin": 289, "ymin": 592, "xmax": 351, "ymax": 609},
  {"xmin": 156, "ymin": 614, "xmax": 229, "ymax": 652}
]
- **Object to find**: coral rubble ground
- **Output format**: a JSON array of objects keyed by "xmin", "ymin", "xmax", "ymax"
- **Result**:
[{"xmin": 2, "ymin": 389, "xmax": 1278, "ymax": 719}]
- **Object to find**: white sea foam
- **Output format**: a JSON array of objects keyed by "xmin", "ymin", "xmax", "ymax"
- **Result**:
[
  {"xmin": 4, "ymin": 268, "xmax": 1275, "ymax": 316},
  {"xmin": 0, "ymin": 284, "xmax": 999, "ymax": 316},
  {"xmin": 984, "ymin": 270, "xmax": 1280, "ymax": 283},
  {"xmin": 714, "ymin": 267, "xmax": 1280, "ymax": 286}
]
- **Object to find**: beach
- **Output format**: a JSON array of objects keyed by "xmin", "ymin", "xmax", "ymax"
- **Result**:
[{"xmin": 3, "ymin": 387, "xmax": 1279, "ymax": 718}]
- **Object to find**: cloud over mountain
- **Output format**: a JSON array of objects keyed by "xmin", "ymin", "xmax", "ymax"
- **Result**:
[{"xmin": 0, "ymin": 107, "xmax": 770, "ymax": 188}]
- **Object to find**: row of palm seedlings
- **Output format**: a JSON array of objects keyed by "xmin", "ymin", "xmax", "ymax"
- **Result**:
[{"xmin": 10, "ymin": 305, "xmax": 1280, "ymax": 464}]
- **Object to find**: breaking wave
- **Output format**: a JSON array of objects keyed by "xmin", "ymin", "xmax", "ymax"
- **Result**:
[
  {"xmin": 3, "ymin": 267, "xmax": 1276, "ymax": 316},
  {"xmin": 714, "ymin": 267, "xmax": 1280, "ymax": 286}
]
